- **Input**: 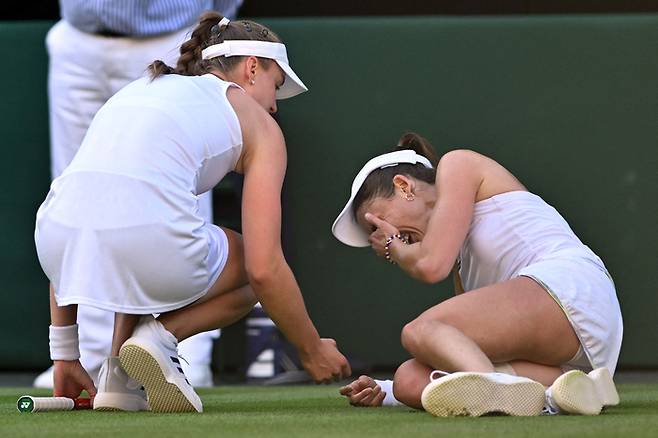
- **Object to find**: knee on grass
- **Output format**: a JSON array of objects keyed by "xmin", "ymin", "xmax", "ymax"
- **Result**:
[{"xmin": 392, "ymin": 361, "xmax": 431, "ymax": 409}]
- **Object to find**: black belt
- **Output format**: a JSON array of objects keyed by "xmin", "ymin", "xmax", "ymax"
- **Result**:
[{"xmin": 96, "ymin": 28, "xmax": 129, "ymax": 38}]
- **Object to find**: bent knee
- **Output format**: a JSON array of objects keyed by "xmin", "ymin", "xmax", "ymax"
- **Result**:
[
  {"xmin": 401, "ymin": 318, "xmax": 454, "ymax": 355},
  {"xmin": 392, "ymin": 360, "xmax": 431, "ymax": 409}
]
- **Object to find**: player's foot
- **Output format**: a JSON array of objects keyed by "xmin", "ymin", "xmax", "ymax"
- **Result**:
[
  {"xmin": 119, "ymin": 316, "xmax": 202, "ymax": 413},
  {"xmin": 33, "ymin": 366, "xmax": 56, "ymax": 389},
  {"xmin": 93, "ymin": 357, "xmax": 149, "ymax": 411},
  {"xmin": 182, "ymin": 363, "xmax": 214, "ymax": 388},
  {"xmin": 421, "ymin": 371, "xmax": 545, "ymax": 417},
  {"xmin": 546, "ymin": 370, "xmax": 603, "ymax": 415},
  {"xmin": 588, "ymin": 367, "xmax": 619, "ymax": 406}
]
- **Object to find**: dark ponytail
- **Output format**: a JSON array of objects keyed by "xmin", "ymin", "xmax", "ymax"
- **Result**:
[
  {"xmin": 351, "ymin": 132, "xmax": 439, "ymax": 217},
  {"xmin": 395, "ymin": 132, "xmax": 440, "ymax": 167},
  {"xmin": 148, "ymin": 11, "xmax": 282, "ymax": 80}
]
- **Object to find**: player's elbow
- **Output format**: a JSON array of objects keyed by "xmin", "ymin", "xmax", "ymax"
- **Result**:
[
  {"xmin": 246, "ymin": 258, "xmax": 283, "ymax": 290},
  {"xmin": 246, "ymin": 266, "xmax": 275, "ymax": 289},
  {"xmin": 414, "ymin": 257, "xmax": 451, "ymax": 284}
]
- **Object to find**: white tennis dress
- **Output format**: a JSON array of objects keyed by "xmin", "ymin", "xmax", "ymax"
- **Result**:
[
  {"xmin": 459, "ymin": 191, "xmax": 623, "ymax": 375},
  {"xmin": 35, "ymin": 73, "xmax": 243, "ymax": 314}
]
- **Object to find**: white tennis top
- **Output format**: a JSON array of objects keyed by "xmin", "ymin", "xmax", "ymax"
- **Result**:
[
  {"xmin": 63, "ymin": 73, "xmax": 243, "ymax": 200},
  {"xmin": 36, "ymin": 73, "xmax": 244, "ymax": 313},
  {"xmin": 459, "ymin": 191, "xmax": 604, "ymax": 291}
]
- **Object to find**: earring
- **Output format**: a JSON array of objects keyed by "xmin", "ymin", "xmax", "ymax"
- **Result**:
[
  {"xmin": 404, "ymin": 192, "xmax": 415, "ymax": 201},
  {"xmin": 250, "ymin": 79, "xmax": 255, "ymax": 85}
]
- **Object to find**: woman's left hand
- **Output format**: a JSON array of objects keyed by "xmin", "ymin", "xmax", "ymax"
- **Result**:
[
  {"xmin": 364, "ymin": 213, "xmax": 400, "ymax": 258},
  {"xmin": 53, "ymin": 360, "xmax": 97, "ymax": 400}
]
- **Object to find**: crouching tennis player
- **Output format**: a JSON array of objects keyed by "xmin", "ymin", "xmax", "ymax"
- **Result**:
[{"xmin": 35, "ymin": 13, "xmax": 350, "ymax": 413}]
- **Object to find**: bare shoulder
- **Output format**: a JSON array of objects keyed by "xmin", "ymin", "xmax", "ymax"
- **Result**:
[
  {"xmin": 225, "ymin": 87, "xmax": 285, "ymax": 170},
  {"xmin": 435, "ymin": 149, "xmax": 489, "ymax": 179},
  {"xmin": 437, "ymin": 149, "xmax": 526, "ymax": 199},
  {"xmin": 438, "ymin": 149, "xmax": 490, "ymax": 167},
  {"xmin": 225, "ymin": 87, "xmax": 281, "ymax": 137}
]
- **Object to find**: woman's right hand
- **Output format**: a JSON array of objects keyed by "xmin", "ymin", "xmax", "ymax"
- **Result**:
[
  {"xmin": 53, "ymin": 359, "xmax": 97, "ymax": 400},
  {"xmin": 299, "ymin": 338, "xmax": 351, "ymax": 384},
  {"xmin": 339, "ymin": 375, "xmax": 385, "ymax": 407}
]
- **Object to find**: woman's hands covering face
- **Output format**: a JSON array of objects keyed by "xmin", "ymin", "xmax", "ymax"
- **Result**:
[{"xmin": 365, "ymin": 213, "xmax": 400, "ymax": 258}]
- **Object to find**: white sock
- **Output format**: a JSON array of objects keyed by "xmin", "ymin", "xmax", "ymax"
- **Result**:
[
  {"xmin": 493, "ymin": 362, "xmax": 517, "ymax": 376},
  {"xmin": 373, "ymin": 379, "xmax": 405, "ymax": 407},
  {"xmin": 543, "ymin": 387, "xmax": 561, "ymax": 415}
]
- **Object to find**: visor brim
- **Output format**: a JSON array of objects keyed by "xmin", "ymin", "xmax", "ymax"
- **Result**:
[{"xmin": 275, "ymin": 60, "xmax": 308, "ymax": 99}]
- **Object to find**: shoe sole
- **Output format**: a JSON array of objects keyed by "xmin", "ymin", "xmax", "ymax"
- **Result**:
[
  {"xmin": 93, "ymin": 392, "xmax": 150, "ymax": 412},
  {"xmin": 421, "ymin": 373, "xmax": 545, "ymax": 417},
  {"xmin": 119, "ymin": 344, "xmax": 199, "ymax": 413},
  {"xmin": 551, "ymin": 370, "xmax": 602, "ymax": 415}
]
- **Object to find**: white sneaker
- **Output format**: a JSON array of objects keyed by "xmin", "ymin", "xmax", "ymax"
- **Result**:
[
  {"xmin": 33, "ymin": 366, "xmax": 55, "ymax": 389},
  {"xmin": 588, "ymin": 367, "xmax": 620, "ymax": 407},
  {"xmin": 119, "ymin": 317, "xmax": 203, "ymax": 413},
  {"xmin": 182, "ymin": 363, "xmax": 214, "ymax": 388},
  {"xmin": 547, "ymin": 370, "xmax": 603, "ymax": 415},
  {"xmin": 421, "ymin": 371, "xmax": 545, "ymax": 417},
  {"xmin": 93, "ymin": 357, "xmax": 149, "ymax": 411},
  {"xmin": 33, "ymin": 364, "xmax": 101, "ymax": 389}
]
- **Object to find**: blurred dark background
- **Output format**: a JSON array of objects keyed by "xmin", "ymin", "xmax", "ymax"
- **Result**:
[{"xmin": 3, "ymin": 0, "xmax": 658, "ymax": 20}]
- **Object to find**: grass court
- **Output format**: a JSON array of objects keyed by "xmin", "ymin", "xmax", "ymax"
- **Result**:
[{"xmin": 2, "ymin": 383, "xmax": 657, "ymax": 437}]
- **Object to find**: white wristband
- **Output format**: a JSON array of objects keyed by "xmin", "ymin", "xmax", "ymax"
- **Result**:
[
  {"xmin": 49, "ymin": 324, "xmax": 80, "ymax": 361},
  {"xmin": 374, "ymin": 379, "xmax": 405, "ymax": 407}
]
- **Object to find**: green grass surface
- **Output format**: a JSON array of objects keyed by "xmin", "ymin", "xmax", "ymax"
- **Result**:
[{"xmin": 2, "ymin": 384, "xmax": 657, "ymax": 438}]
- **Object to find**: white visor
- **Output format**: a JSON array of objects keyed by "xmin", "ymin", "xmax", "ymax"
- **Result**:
[
  {"xmin": 331, "ymin": 150, "xmax": 434, "ymax": 247},
  {"xmin": 201, "ymin": 40, "xmax": 308, "ymax": 99}
]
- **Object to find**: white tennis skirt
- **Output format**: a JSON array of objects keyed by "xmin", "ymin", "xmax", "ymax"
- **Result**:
[
  {"xmin": 518, "ymin": 254, "xmax": 623, "ymax": 375},
  {"xmin": 35, "ymin": 174, "xmax": 229, "ymax": 314}
]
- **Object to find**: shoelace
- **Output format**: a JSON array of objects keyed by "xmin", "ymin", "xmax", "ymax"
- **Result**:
[{"xmin": 178, "ymin": 355, "xmax": 190, "ymax": 366}]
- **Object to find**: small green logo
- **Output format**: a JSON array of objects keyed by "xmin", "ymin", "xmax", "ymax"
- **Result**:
[{"xmin": 17, "ymin": 396, "xmax": 34, "ymax": 413}]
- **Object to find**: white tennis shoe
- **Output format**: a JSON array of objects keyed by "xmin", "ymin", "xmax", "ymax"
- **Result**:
[
  {"xmin": 93, "ymin": 357, "xmax": 149, "ymax": 411},
  {"xmin": 588, "ymin": 367, "xmax": 620, "ymax": 407},
  {"xmin": 119, "ymin": 316, "xmax": 203, "ymax": 413},
  {"xmin": 421, "ymin": 371, "xmax": 545, "ymax": 417},
  {"xmin": 546, "ymin": 368, "xmax": 619, "ymax": 415}
]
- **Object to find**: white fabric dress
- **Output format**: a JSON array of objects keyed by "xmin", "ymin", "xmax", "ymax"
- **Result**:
[
  {"xmin": 459, "ymin": 191, "xmax": 623, "ymax": 375},
  {"xmin": 35, "ymin": 73, "xmax": 243, "ymax": 314}
]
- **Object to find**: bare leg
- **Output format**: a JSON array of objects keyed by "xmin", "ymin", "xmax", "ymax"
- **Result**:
[
  {"xmin": 401, "ymin": 320, "xmax": 494, "ymax": 373},
  {"xmin": 401, "ymin": 276, "xmax": 579, "ymax": 373},
  {"xmin": 392, "ymin": 359, "xmax": 432, "ymax": 409},
  {"xmin": 389, "ymin": 277, "xmax": 578, "ymax": 410},
  {"xmin": 111, "ymin": 314, "xmax": 140, "ymax": 356},
  {"xmin": 157, "ymin": 228, "xmax": 256, "ymax": 341},
  {"xmin": 159, "ymin": 285, "xmax": 256, "ymax": 341},
  {"xmin": 508, "ymin": 360, "xmax": 563, "ymax": 386}
]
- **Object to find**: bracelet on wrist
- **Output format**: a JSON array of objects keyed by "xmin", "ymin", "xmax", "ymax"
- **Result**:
[{"xmin": 384, "ymin": 234, "xmax": 409, "ymax": 264}]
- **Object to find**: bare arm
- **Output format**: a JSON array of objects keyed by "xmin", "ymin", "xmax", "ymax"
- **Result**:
[
  {"xmin": 50, "ymin": 284, "xmax": 76, "ymax": 326},
  {"xmin": 239, "ymin": 113, "xmax": 320, "ymax": 351},
  {"xmin": 229, "ymin": 90, "xmax": 350, "ymax": 382},
  {"xmin": 49, "ymin": 285, "xmax": 96, "ymax": 398},
  {"xmin": 387, "ymin": 150, "xmax": 482, "ymax": 283}
]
